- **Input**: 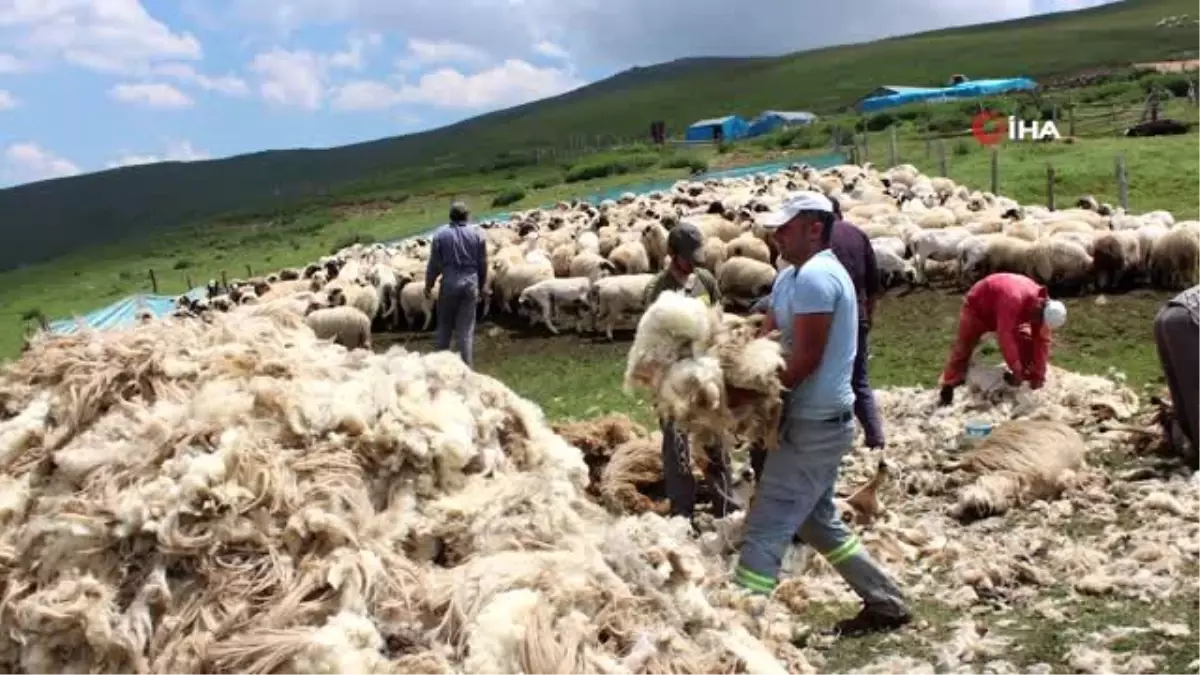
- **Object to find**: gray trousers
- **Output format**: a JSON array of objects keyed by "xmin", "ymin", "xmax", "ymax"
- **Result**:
[
  {"xmin": 734, "ymin": 415, "xmax": 907, "ymax": 616},
  {"xmin": 660, "ymin": 418, "xmax": 735, "ymax": 518},
  {"xmin": 1154, "ymin": 304, "xmax": 1198, "ymax": 455},
  {"xmin": 435, "ymin": 279, "xmax": 478, "ymax": 368}
]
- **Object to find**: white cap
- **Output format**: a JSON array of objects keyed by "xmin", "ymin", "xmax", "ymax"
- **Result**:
[
  {"xmin": 1043, "ymin": 299, "xmax": 1067, "ymax": 329},
  {"xmin": 757, "ymin": 191, "xmax": 834, "ymax": 229}
]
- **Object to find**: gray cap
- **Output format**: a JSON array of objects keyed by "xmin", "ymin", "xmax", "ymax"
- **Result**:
[
  {"xmin": 449, "ymin": 201, "xmax": 470, "ymax": 222},
  {"xmin": 668, "ymin": 222, "xmax": 704, "ymax": 262}
]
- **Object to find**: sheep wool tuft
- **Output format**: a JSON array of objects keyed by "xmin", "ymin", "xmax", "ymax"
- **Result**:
[{"xmin": 624, "ymin": 290, "xmax": 785, "ymax": 453}]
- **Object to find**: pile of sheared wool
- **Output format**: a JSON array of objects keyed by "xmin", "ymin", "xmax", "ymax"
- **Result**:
[
  {"xmin": 622, "ymin": 289, "xmax": 785, "ymax": 453},
  {"xmin": 804, "ymin": 362, "xmax": 1198, "ymax": 673},
  {"xmin": 0, "ymin": 311, "xmax": 822, "ymax": 674}
]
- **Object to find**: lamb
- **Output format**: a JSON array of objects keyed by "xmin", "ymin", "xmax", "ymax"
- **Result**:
[
  {"xmin": 368, "ymin": 263, "xmax": 399, "ymax": 328},
  {"xmin": 577, "ymin": 230, "xmax": 600, "ymax": 254},
  {"xmin": 303, "ymin": 305, "xmax": 373, "ymax": 350},
  {"xmin": 725, "ymin": 232, "xmax": 771, "ymax": 264},
  {"xmin": 550, "ymin": 243, "xmax": 576, "ymax": 277},
  {"xmin": 715, "ymin": 257, "xmax": 777, "ymax": 310},
  {"xmin": 607, "ymin": 240, "xmax": 651, "ymax": 275},
  {"xmin": 909, "ymin": 227, "xmax": 973, "ymax": 285},
  {"xmin": 492, "ymin": 260, "xmax": 555, "ymax": 314},
  {"xmin": 1029, "ymin": 238, "xmax": 1094, "ymax": 295},
  {"xmin": 567, "ymin": 252, "xmax": 618, "ymax": 282},
  {"xmin": 400, "ymin": 276, "xmax": 439, "ymax": 330},
  {"xmin": 875, "ymin": 248, "xmax": 918, "ymax": 289},
  {"xmin": 517, "ymin": 277, "xmax": 593, "ymax": 334},
  {"xmin": 640, "ymin": 222, "xmax": 669, "ymax": 271},
  {"xmin": 960, "ymin": 235, "xmax": 1035, "ymax": 281},
  {"xmin": 697, "ymin": 237, "xmax": 728, "ymax": 274},
  {"xmin": 589, "ymin": 273, "xmax": 656, "ymax": 340},
  {"xmin": 329, "ymin": 283, "xmax": 381, "ymax": 321},
  {"xmin": 1147, "ymin": 224, "xmax": 1200, "ymax": 290},
  {"xmin": 1091, "ymin": 230, "xmax": 1142, "ymax": 292}
]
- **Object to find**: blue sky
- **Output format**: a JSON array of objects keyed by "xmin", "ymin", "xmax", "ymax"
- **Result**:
[{"xmin": 0, "ymin": 0, "xmax": 1114, "ymax": 188}]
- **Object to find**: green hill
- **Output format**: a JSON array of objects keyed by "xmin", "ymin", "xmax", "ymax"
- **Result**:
[{"xmin": 0, "ymin": 0, "xmax": 1195, "ymax": 270}]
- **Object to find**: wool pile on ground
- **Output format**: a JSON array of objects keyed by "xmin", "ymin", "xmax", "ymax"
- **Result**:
[{"xmin": 0, "ymin": 313, "xmax": 823, "ymax": 674}]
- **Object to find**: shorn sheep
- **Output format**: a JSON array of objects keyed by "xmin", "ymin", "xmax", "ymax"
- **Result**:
[{"xmin": 945, "ymin": 420, "xmax": 1087, "ymax": 523}]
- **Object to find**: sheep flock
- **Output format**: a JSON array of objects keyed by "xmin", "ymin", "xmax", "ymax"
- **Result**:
[
  {"xmin": 155, "ymin": 161, "xmax": 1199, "ymax": 346},
  {"xmin": 2, "ymin": 162, "xmax": 1196, "ymax": 674}
]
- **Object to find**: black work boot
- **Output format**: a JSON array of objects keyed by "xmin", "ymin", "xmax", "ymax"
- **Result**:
[
  {"xmin": 830, "ymin": 603, "xmax": 912, "ymax": 638},
  {"xmin": 938, "ymin": 385, "xmax": 955, "ymax": 407}
]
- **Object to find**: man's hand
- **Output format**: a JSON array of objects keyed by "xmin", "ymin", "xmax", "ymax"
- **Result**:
[
  {"xmin": 1003, "ymin": 370, "xmax": 1019, "ymax": 387},
  {"xmin": 423, "ymin": 286, "xmax": 433, "ymax": 300},
  {"xmin": 725, "ymin": 385, "xmax": 758, "ymax": 408},
  {"xmin": 1028, "ymin": 379, "xmax": 1044, "ymax": 391}
]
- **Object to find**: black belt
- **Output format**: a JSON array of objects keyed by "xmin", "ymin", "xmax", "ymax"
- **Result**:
[{"xmin": 823, "ymin": 411, "xmax": 853, "ymax": 424}]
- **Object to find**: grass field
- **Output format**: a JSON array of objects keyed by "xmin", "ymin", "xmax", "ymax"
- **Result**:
[{"xmin": 0, "ymin": 0, "xmax": 1196, "ymax": 270}]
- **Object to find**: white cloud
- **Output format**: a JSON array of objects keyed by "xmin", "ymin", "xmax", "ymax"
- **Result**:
[
  {"xmin": 3, "ymin": 142, "xmax": 81, "ymax": 184},
  {"xmin": 223, "ymin": 0, "xmax": 1097, "ymax": 73},
  {"xmin": 533, "ymin": 41, "xmax": 569, "ymax": 60},
  {"xmin": 248, "ymin": 34, "xmax": 382, "ymax": 109},
  {"xmin": 0, "ymin": 52, "xmax": 26, "ymax": 73},
  {"xmin": 153, "ymin": 63, "xmax": 250, "ymax": 97},
  {"xmin": 109, "ymin": 82, "xmax": 194, "ymax": 109},
  {"xmin": 0, "ymin": 0, "xmax": 202, "ymax": 75},
  {"xmin": 331, "ymin": 59, "xmax": 585, "ymax": 111},
  {"xmin": 0, "ymin": 89, "xmax": 16, "ymax": 110},
  {"xmin": 397, "ymin": 38, "xmax": 488, "ymax": 70},
  {"xmin": 106, "ymin": 139, "xmax": 211, "ymax": 169}
]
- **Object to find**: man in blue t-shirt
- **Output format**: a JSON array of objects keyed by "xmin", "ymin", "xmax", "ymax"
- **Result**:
[{"xmin": 731, "ymin": 191, "xmax": 911, "ymax": 637}]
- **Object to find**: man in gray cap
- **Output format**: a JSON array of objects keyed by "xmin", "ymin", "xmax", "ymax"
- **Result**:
[
  {"xmin": 425, "ymin": 201, "xmax": 487, "ymax": 368},
  {"xmin": 641, "ymin": 221, "xmax": 735, "ymax": 519}
]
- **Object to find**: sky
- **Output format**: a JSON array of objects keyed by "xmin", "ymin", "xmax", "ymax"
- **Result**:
[{"xmin": 0, "ymin": 0, "xmax": 1116, "ymax": 188}]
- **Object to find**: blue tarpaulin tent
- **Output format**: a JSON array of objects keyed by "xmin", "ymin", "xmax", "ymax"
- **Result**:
[
  {"xmin": 856, "ymin": 78, "xmax": 1038, "ymax": 113},
  {"xmin": 47, "ymin": 293, "xmax": 192, "ymax": 335},
  {"xmin": 684, "ymin": 115, "xmax": 749, "ymax": 142},
  {"xmin": 746, "ymin": 110, "xmax": 818, "ymax": 138}
]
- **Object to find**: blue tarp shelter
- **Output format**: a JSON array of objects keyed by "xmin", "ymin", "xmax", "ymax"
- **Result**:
[
  {"xmin": 47, "ymin": 293, "xmax": 192, "ymax": 335},
  {"xmin": 684, "ymin": 115, "xmax": 749, "ymax": 142},
  {"xmin": 746, "ymin": 110, "xmax": 818, "ymax": 137},
  {"xmin": 856, "ymin": 78, "xmax": 1038, "ymax": 113}
]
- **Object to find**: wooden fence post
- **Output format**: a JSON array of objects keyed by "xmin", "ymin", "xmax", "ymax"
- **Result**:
[
  {"xmin": 861, "ymin": 125, "xmax": 869, "ymax": 163},
  {"xmin": 221, "ymin": 271, "xmax": 228, "ymax": 288},
  {"xmin": 936, "ymin": 139, "xmax": 947, "ymax": 177},
  {"xmin": 924, "ymin": 133, "xmax": 932, "ymax": 159},
  {"xmin": 990, "ymin": 148, "xmax": 999, "ymax": 194},
  {"xmin": 1115, "ymin": 154, "xmax": 1129, "ymax": 211},
  {"xmin": 147, "ymin": 269, "xmax": 158, "ymax": 293},
  {"xmin": 1067, "ymin": 102, "xmax": 1076, "ymax": 138},
  {"xmin": 1110, "ymin": 104, "xmax": 1118, "ymax": 135},
  {"xmin": 888, "ymin": 126, "xmax": 898, "ymax": 168},
  {"xmin": 1046, "ymin": 164, "xmax": 1056, "ymax": 210},
  {"xmin": 245, "ymin": 264, "xmax": 253, "ymax": 277},
  {"xmin": 186, "ymin": 274, "xmax": 193, "ymax": 289}
]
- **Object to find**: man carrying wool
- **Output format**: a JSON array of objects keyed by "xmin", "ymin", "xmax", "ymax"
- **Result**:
[
  {"xmin": 641, "ymin": 221, "xmax": 737, "ymax": 520},
  {"xmin": 731, "ymin": 191, "xmax": 910, "ymax": 636}
]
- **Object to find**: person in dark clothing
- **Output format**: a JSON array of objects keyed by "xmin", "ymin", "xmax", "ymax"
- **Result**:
[
  {"xmin": 642, "ymin": 222, "xmax": 736, "ymax": 519},
  {"xmin": 828, "ymin": 197, "xmax": 886, "ymax": 449},
  {"xmin": 1153, "ymin": 285, "xmax": 1199, "ymax": 460},
  {"xmin": 425, "ymin": 201, "xmax": 487, "ymax": 368}
]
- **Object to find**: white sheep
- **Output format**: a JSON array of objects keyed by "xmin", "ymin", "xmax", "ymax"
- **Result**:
[
  {"xmin": 368, "ymin": 263, "xmax": 399, "ymax": 328},
  {"xmin": 607, "ymin": 240, "xmax": 651, "ymax": 275},
  {"xmin": 400, "ymin": 277, "xmax": 439, "ymax": 330},
  {"xmin": 492, "ymin": 260, "xmax": 555, "ymax": 314},
  {"xmin": 304, "ymin": 305, "xmax": 372, "ymax": 350},
  {"xmin": 715, "ymin": 257, "xmax": 776, "ymax": 310},
  {"xmin": 517, "ymin": 277, "xmax": 593, "ymax": 334},
  {"xmin": 909, "ymin": 227, "xmax": 972, "ymax": 284},
  {"xmin": 568, "ymin": 251, "xmax": 618, "ymax": 282},
  {"xmin": 724, "ymin": 232, "xmax": 771, "ymax": 264},
  {"xmin": 589, "ymin": 273, "xmax": 656, "ymax": 340}
]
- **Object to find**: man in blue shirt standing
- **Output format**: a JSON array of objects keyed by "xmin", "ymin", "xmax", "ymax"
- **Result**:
[
  {"xmin": 425, "ymin": 201, "xmax": 487, "ymax": 368},
  {"xmin": 732, "ymin": 191, "xmax": 910, "ymax": 636}
]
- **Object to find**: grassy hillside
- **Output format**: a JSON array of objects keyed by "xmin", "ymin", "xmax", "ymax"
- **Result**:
[{"xmin": 0, "ymin": 0, "xmax": 1196, "ymax": 270}]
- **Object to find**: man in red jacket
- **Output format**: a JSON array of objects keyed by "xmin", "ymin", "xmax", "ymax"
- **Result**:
[{"xmin": 938, "ymin": 272, "xmax": 1067, "ymax": 406}]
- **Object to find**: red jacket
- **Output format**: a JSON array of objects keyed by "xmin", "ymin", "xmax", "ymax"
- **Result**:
[{"xmin": 964, "ymin": 273, "xmax": 1051, "ymax": 385}]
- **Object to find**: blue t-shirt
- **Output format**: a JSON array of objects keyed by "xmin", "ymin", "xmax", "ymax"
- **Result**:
[{"xmin": 768, "ymin": 249, "xmax": 858, "ymax": 421}]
